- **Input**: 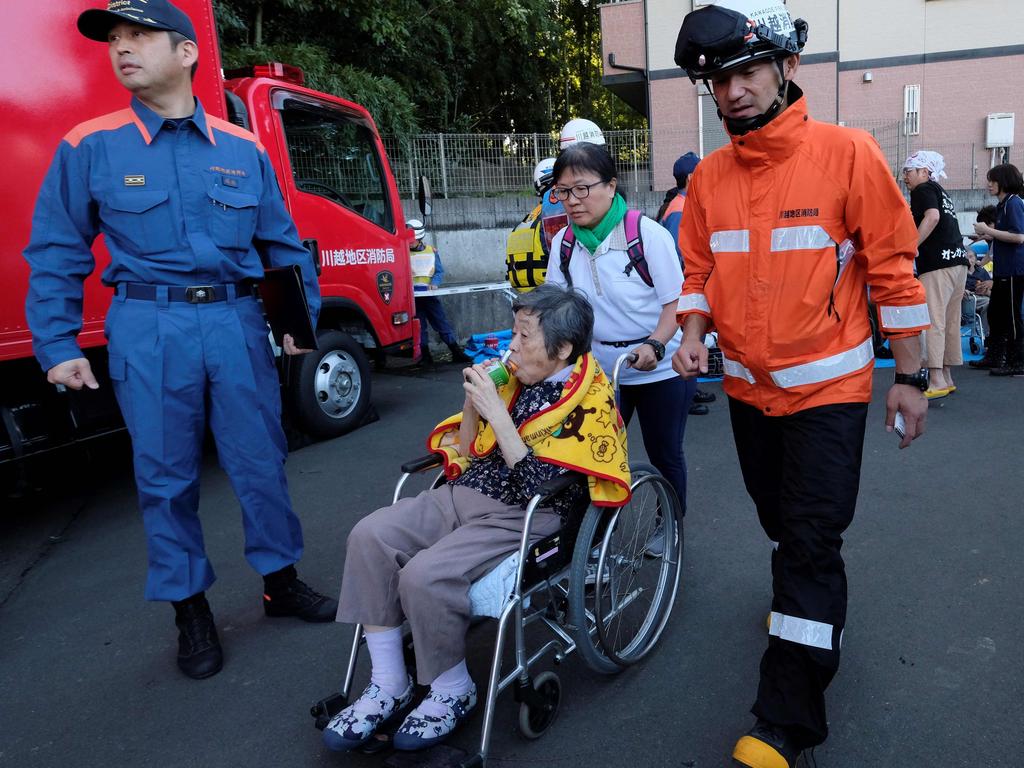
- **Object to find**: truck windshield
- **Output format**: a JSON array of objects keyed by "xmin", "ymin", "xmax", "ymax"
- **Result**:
[{"xmin": 279, "ymin": 99, "xmax": 394, "ymax": 232}]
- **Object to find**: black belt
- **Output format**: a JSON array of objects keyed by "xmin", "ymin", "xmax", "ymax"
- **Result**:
[
  {"xmin": 118, "ymin": 282, "xmax": 257, "ymax": 304},
  {"xmin": 597, "ymin": 337, "xmax": 648, "ymax": 348}
]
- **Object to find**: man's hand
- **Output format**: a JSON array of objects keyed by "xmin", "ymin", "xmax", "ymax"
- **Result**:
[
  {"xmin": 628, "ymin": 343, "xmax": 659, "ymax": 372},
  {"xmin": 885, "ymin": 384, "xmax": 927, "ymax": 449},
  {"xmin": 283, "ymin": 333, "xmax": 313, "ymax": 356},
  {"xmin": 47, "ymin": 358, "xmax": 99, "ymax": 390},
  {"xmin": 976, "ymin": 281, "xmax": 992, "ymax": 297},
  {"xmin": 973, "ymin": 222, "xmax": 992, "ymax": 238},
  {"xmin": 672, "ymin": 339, "xmax": 708, "ymax": 379}
]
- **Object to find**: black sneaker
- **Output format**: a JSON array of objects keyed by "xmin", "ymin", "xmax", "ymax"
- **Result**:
[
  {"xmin": 263, "ymin": 577, "xmax": 338, "ymax": 622},
  {"xmin": 172, "ymin": 594, "xmax": 223, "ymax": 680},
  {"xmin": 688, "ymin": 403, "xmax": 709, "ymax": 416},
  {"xmin": 693, "ymin": 388, "xmax": 717, "ymax": 404},
  {"xmin": 732, "ymin": 719, "xmax": 802, "ymax": 768}
]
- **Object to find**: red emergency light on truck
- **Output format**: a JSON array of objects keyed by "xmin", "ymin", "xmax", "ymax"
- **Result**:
[{"xmin": 0, "ymin": 0, "xmax": 419, "ymax": 466}]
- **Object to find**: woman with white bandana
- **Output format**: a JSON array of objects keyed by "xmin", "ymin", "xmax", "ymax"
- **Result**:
[{"xmin": 902, "ymin": 151, "xmax": 969, "ymax": 398}]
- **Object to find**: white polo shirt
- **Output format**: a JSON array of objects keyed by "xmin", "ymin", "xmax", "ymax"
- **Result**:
[{"xmin": 547, "ymin": 216, "xmax": 683, "ymax": 385}]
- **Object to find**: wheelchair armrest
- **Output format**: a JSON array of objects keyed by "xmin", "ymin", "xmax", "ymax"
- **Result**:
[
  {"xmin": 533, "ymin": 471, "xmax": 586, "ymax": 505},
  {"xmin": 401, "ymin": 454, "xmax": 444, "ymax": 474}
]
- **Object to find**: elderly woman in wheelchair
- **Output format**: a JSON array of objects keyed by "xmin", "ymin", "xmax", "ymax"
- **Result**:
[{"xmin": 323, "ymin": 283, "xmax": 637, "ymax": 754}]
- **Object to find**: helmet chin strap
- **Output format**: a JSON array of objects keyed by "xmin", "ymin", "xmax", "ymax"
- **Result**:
[{"xmin": 706, "ymin": 58, "xmax": 791, "ymax": 136}]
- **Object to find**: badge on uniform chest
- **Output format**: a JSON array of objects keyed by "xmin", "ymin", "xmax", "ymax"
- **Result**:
[
  {"xmin": 222, "ymin": 177, "xmax": 239, "ymax": 188},
  {"xmin": 124, "ymin": 175, "xmax": 145, "ymax": 186}
]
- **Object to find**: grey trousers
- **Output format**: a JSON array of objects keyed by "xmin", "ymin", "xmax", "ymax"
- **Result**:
[{"xmin": 336, "ymin": 484, "xmax": 561, "ymax": 684}]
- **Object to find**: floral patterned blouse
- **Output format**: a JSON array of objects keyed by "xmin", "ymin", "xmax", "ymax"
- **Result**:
[{"xmin": 453, "ymin": 380, "xmax": 587, "ymax": 522}]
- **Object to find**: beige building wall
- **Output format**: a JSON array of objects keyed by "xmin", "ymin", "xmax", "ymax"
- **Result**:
[{"xmin": 600, "ymin": 0, "xmax": 1024, "ymax": 190}]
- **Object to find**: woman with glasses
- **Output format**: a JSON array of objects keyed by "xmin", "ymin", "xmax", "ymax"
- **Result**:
[{"xmin": 545, "ymin": 142, "xmax": 696, "ymax": 517}]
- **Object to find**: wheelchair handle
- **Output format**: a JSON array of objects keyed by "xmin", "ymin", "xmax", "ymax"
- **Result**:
[{"xmin": 612, "ymin": 352, "xmax": 639, "ymax": 392}]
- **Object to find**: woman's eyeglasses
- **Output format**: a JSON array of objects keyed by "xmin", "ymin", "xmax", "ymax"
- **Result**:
[{"xmin": 551, "ymin": 180, "xmax": 609, "ymax": 201}]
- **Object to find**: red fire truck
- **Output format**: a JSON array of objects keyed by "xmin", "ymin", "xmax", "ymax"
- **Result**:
[{"xmin": 0, "ymin": 0, "xmax": 420, "ymax": 468}]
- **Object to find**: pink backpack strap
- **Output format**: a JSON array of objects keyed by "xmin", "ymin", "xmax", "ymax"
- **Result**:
[
  {"xmin": 559, "ymin": 226, "xmax": 576, "ymax": 286},
  {"xmin": 622, "ymin": 209, "xmax": 653, "ymax": 288}
]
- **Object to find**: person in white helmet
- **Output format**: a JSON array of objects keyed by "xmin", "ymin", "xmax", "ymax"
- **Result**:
[
  {"xmin": 408, "ymin": 219, "xmax": 471, "ymax": 365},
  {"xmin": 673, "ymin": 1, "xmax": 930, "ymax": 765},
  {"xmin": 539, "ymin": 120, "xmax": 608, "ymax": 256},
  {"xmin": 506, "ymin": 158, "xmax": 558, "ymax": 292},
  {"xmin": 558, "ymin": 118, "xmax": 606, "ymax": 151}
]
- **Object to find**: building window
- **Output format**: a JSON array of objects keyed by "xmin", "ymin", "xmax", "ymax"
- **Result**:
[{"xmin": 904, "ymin": 84, "xmax": 921, "ymax": 136}]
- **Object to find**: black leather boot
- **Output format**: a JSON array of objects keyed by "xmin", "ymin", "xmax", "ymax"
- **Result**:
[
  {"xmin": 172, "ymin": 593, "xmax": 223, "ymax": 680},
  {"xmin": 447, "ymin": 342, "xmax": 472, "ymax": 363},
  {"xmin": 263, "ymin": 565, "xmax": 338, "ymax": 622},
  {"xmin": 970, "ymin": 337, "xmax": 1006, "ymax": 369},
  {"xmin": 990, "ymin": 340, "xmax": 1024, "ymax": 376}
]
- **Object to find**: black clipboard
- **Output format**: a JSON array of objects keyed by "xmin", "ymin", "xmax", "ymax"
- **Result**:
[{"xmin": 257, "ymin": 265, "xmax": 319, "ymax": 351}]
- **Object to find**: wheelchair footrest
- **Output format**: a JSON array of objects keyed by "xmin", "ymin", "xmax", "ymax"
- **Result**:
[
  {"xmin": 310, "ymin": 692, "xmax": 348, "ymax": 730},
  {"xmin": 382, "ymin": 744, "xmax": 470, "ymax": 768}
]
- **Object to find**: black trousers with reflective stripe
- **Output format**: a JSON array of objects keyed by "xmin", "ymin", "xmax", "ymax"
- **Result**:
[{"xmin": 728, "ymin": 398, "xmax": 868, "ymax": 749}]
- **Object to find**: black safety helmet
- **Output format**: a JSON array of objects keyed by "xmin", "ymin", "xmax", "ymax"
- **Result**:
[{"xmin": 674, "ymin": 1, "xmax": 808, "ymax": 134}]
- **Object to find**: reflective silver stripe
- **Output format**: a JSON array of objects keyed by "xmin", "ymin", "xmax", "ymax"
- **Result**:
[
  {"xmin": 769, "ymin": 611, "xmax": 835, "ymax": 651},
  {"xmin": 677, "ymin": 294, "xmax": 710, "ymax": 313},
  {"xmin": 770, "ymin": 337, "xmax": 874, "ymax": 389},
  {"xmin": 710, "ymin": 230, "xmax": 749, "ymax": 253},
  {"xmin": 880, "ymin": 303, "xmax": 930, "ymax": 330},
  {"xmin": 770, "ymin": 225, "xmax": 835, "ymax": 252},
  {"xmin": 721, "ymin": 353, "xmax": 756, "ymax": 384}
]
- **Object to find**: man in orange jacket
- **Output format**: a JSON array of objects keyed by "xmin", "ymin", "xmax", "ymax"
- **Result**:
[{"xmin": 672, "ymin": 2, "xmax": 930, "ymax": 766}]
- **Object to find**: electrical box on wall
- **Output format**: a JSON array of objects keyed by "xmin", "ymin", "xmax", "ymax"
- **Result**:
[{"xmin": 986, "ymin": 113, "xmax": 1014, "ymax": 148}]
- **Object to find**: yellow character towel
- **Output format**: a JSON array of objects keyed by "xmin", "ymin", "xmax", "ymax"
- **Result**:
[{"xmin": 427, "ymin": 352, "xmax": 631, "ymax": 507}]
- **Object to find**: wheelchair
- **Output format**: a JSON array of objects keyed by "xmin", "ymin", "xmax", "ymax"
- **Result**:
[
  {"xmin": 961, "ymin": 291, "xmax": 986, "ymax": 355},
  {"xmin": 311, "ymin": 355, "xmax": 686, "ymax": 767}
]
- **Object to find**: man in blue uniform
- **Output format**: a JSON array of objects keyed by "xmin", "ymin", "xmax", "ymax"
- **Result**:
[{"xmin": 23, "ymin": 0, "xmax": 336, "ymax": 680}]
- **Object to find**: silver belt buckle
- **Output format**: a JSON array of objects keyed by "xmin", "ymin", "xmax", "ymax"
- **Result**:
[{"xmin": 185, "ymin": 285, "xmax": 216, "ymax": 303}]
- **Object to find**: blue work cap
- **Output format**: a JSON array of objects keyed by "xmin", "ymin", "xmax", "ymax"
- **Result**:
[
  {"xmin": 673, "ymin": 152, "xmax": 701, "ymax": 180},
  {"xmin": 78, "ymin": 0, "xmax": 197, "ymax": 43}
]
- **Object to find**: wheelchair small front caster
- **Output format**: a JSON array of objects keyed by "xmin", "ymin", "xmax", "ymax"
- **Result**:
[
  {"xmin": 310, "ymin": 692, "xmax": 348, "ymax": 730},
  {"xmin": 517, "ymin": 670, "xmax": 561, "ymax": 739}
]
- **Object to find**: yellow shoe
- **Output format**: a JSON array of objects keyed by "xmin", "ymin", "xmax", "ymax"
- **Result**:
[
  {"xmin": 732, "ymin": 720, "xmax": 801, "ymax": 768},
  {"xmin": 924, "ymin": 387, "xmax": 950, "ymax": 400}
]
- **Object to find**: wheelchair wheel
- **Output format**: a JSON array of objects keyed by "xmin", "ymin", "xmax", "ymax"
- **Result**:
[
  {"xmin": 970, "ymin": 338, "xmax": 981, "ymax": 355},
  {"xmin": 567, "ymin": 464, "xmax": 683, "ymax": 674},
  {"xmin": 517, "ymin": 671, "xmax": 561, "ymax": 739}
]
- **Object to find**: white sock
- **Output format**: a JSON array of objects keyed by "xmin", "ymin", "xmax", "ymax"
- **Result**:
[
  {"xmin": 429, "ymin": 659, "xmax": 474, "ymax": 698},
  {"xmin": 365, "ymin": 627, "xmax": 408, "ymax": 697}
]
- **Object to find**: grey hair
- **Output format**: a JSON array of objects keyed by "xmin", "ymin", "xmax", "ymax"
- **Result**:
[{"xmin": 511, "ymin": 283, "xmax": 593, "ymax": 363}]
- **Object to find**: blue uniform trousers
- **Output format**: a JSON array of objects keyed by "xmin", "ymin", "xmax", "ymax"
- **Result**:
[
  {"xmin": 106, "ymin": 288, "xmax": 304, "ymax": 601},
  {"xmin": 415, "ymin": 294, "xmax": 458, "ymax": 347}
]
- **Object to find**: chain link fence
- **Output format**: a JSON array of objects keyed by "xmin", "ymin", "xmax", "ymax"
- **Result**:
[{"xmin": 383, "ymin": 124, "xmax": 1007, "ymax": 199}]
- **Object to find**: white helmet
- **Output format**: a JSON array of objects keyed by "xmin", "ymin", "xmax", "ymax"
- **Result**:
[
  {"xmin": 407, "ymin": 218, "xmax": 425, "ymax": 240},
  {"xmin": 559, "ymin": 118, "xmax": 605, "ymax": 150},
  {"xmin": 532, "ymin": 157, "xmax": 557, "ymax": 195}
]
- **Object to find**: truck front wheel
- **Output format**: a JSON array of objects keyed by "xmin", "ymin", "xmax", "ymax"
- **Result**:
[{"xmin": 289, "ymin": 330, "xmax": 371, "ymax": 439}]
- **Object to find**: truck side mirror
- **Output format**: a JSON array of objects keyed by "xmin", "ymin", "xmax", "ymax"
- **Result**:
[{"xmin": 418, "ymin": 176, "xmax": 432, "ymax": 217}]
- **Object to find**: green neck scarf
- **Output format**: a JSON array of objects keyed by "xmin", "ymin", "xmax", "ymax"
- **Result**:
[{"xmin": 571, "ymin": 193, "xmax": 627, "ymax": 254}]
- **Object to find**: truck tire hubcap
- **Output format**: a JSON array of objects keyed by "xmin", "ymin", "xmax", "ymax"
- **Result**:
[{"xmin": 314, "ymin": 350, "xmax": 360, "ymax": 419}]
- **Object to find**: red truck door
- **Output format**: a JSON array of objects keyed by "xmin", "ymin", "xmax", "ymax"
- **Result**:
[{"xmin": 227, "ymin": 76, "xmax": 417, "ymax": 437}]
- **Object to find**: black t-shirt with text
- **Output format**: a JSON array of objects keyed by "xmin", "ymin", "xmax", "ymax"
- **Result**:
[{"xmin": 910, "ymin": 180, "xmax": 968, "ymax": 275}]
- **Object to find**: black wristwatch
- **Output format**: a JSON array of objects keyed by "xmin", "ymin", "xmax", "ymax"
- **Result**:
[
  {"xmin": 894, "ymin": 368, "xmax": 929, "ymax": 391},
  {"xmin": 641, "ymin": 338, "xmax": 666, "ymax": 361}
]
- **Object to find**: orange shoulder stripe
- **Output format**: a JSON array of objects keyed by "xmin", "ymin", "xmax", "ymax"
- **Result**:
[
  {"xmin": 206, "ymin": 115, "xmax": 265, "ymax": 153},
  {"xmin": 63, "ymin": 108, "xmax": 151, "ymax": 148}
]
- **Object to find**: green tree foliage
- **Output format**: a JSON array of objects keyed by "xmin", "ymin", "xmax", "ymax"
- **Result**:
[{"xmin": 213, "ymin": 0, "xmax": 643, "ymax": 135}]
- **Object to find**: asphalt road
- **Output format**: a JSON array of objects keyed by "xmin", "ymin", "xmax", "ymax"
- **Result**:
[{"xmin": 1, "ymin": 363, "xmax": 1021, "ymax": 768}]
